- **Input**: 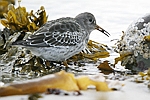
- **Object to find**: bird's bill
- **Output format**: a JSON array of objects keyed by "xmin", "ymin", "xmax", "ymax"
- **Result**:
[{"xmin": 95, "ymin": 25, "xmax": 110, "ymax": 37}]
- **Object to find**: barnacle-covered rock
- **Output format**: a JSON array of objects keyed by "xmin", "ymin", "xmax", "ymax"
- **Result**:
[{"xmin": 115, "ymin": 14, "xmax": 150, "ymax": 72}]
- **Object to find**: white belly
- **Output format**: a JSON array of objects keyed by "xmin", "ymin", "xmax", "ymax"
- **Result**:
[{"xmin": 26, "ymin": 43, "xmax": 84, "ymax": 61}]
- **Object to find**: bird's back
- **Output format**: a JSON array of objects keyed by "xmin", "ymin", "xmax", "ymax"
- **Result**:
[{"xmin": 13, "ymin": 17, "xmax": 84, "ymax": 47}]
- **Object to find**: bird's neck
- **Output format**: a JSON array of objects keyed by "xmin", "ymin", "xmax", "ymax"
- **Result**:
[{"xmin": 75, "ymin": 18, "xmax": 90, "ymax": 33}]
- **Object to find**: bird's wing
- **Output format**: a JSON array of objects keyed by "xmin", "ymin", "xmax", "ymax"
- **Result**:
[{"xmin": 13, "ymin": 18, "xmax": 83, "ymax": 47}]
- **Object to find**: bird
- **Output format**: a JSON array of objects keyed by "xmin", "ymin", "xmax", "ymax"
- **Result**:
[{"xmin": 12, "ymin": 12, "xmax": 110, "ymax": 62}]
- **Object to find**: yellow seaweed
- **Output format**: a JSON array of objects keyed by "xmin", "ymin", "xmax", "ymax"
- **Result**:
[
  {"xmin": 76, "ymin": 76, "xmax": 110, "ymax": 91},
  {"xmin": 0, "ymin": 3, "xmax": 47, "ymax": 32},
  {"xmin": 144, "ymin": 35, "xmax": 150, "ymax": 42},
  {"xmin": 0, "ymin": 71, "xmax": 111, "ymax": 97},
  {"xmin": 0, "ymin": 0, "xmax": 15, "ymax": 18},
  {"xmin": 114, "ymin": 52, "xmax": 133, "ymax": 65}
]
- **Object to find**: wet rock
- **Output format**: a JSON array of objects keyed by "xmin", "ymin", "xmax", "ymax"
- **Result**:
[{"xmin": 116, "ymin": 14, "xmax": 150, "ymax": 72}]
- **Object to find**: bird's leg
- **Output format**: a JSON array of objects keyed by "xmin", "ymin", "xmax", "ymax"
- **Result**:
[
  {"xmin": 63, "ymin": 60, "xmax": 69, "ymax": 67},
  {"xmin": 36, "ymin": 57, "xmax": 44, "ymax": 67}
]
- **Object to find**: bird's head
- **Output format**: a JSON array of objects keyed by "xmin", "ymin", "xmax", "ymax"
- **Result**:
[{"xmin": 75, "ymin": 12, "xmax": 110, "ymax": 37}]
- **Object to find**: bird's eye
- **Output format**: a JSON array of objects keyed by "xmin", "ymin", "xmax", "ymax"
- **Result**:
[{"xmin": 89, "ymin": 18, "xmax": 93, "ymax": 22}]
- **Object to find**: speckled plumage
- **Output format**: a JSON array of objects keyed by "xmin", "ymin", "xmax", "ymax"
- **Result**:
[{"xmin": 13, "ymin": 12, "xmax": 110, "ymax": 61}]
